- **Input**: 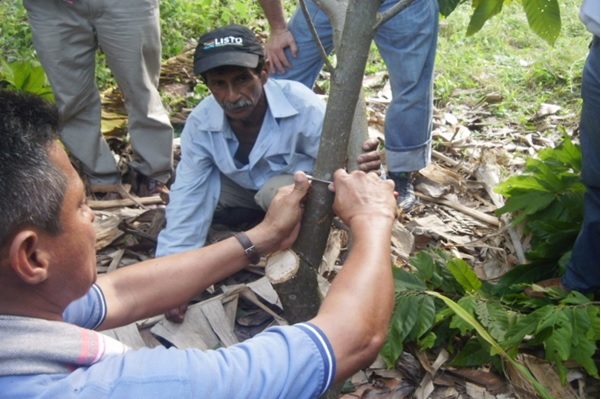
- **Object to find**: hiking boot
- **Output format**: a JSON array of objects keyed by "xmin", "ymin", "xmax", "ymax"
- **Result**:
[{"xmin": 389, "ymin": 172, "xmax": 416, "ymax": 213}]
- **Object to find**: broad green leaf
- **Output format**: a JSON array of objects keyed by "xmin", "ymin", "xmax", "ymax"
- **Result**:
[
  {"xmin": 538, "ymin": 310, "xmax": 571, "ymax": 363},
  {"xmin": 495, "ymin": 174, "xmax": 548, "ymax": 193},
  {"xmin": 447, "ymin": 258, "xmax": 481, "ymax": 292},
  {"xmin": 450, "ymin": 296, "xmax": 476, "ymax": 335},
  {"xmin": 522, "ymin": 0, "xmax": 561, "ymax": 46},
  {"xmin": 21, "ymin": 65, "xmax": 47, "ymax": 93},
  {"xmin": 475, "ymin": 301, "xmax": 509, "ymax": 342},
  {"xmin": 527, "ymin": 160, "xmax": 567, "ymax": 192},
  {"xmin": 552, "ymin": 136, "xmax": 582, "ymax": 172},
  {"xmin": 492, "ymin": 262, "xmax": 558, "ymax": 294},
  {"xmin": 408, "ymin": 295, "xmax": 436, "ymax": 340},
  {"xmin": 566, "ymin": 307, "xmax": 600, "ymax": 378},
  {"xmin": 418, "ymin": 332, "xmax": 437, "ymax": 350},
  {"xmin": 503, "ymin": 306, "xmax": 553, "ymax": 346},
  {"xmin": 426, "ymin": 291, "xmax": 554, "ymax": 399},
  {"xmin": 466, "ymin": 0, "xmax": 504, "ymax": 36},
  {"xmin": 380, "ymin": 326, "xmax": 404, "ymax": 368},
  {"xmin": 586, "ymin": 305, "xmax": 600, "ymax": 341},
  {"xmin": 438, "ymin": 0, "xmax": 463, "ymax": 17},
  {"xmin": 390, "ymin": 294, "xmax": 421, "ymax": 343},
  {"xmin": 392, "ymin": 266, "xmax": 427, "ymax": 292},
  {"xmin": 496, "ymin": 191, "xmax": 556, "ymax": 224},
  {"xmin": 1, "ymin": 59, "xmax": 18, "ymax": 85},
  {"xmin": 410, "ymin": 251, "xmax": 436, "ymax": 281},
  {"xmin": 434, "ymin": 306, "xmax": 455, "ymax": 324},
  {"xmin": 565, "ymin": 308, "xmax": 591, "ymax": 348},
  {"xmin": 570, "ymin": 336, "xmax": 600, "ymax": 378},
  {"xmin": 451, "ymin": 337, "xmax": 493, "ymax": 367}
]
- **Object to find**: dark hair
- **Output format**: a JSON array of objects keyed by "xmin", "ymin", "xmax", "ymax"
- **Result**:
[
  {"xmin": 0, "ymin": 90, "xmax": 68, "ymax": 246},
  {"xmin": 199, "ymin": 57, "xmax": 266, "ymax": 83}
]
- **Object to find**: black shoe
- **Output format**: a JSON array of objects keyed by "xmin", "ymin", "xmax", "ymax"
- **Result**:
[{"xmin": 389, "ymin": 172, "xmax": 416, "ymax": 213}]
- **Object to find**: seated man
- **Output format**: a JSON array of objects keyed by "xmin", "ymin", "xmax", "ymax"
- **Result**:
[
  {"xmin": 157, "ymin": 24, "xmax": 380, "ymax": 321},
  {"xmin": 0, "ymin": 90, "xmax": 397, "ymax": 399}
]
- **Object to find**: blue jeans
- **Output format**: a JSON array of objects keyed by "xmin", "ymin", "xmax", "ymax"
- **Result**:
[
  {"xmin": 561, "ymin": 36, "xmax": 600, "ymax": 295},
  {"xmin": 272, "ymin": 0, "xmax": 439, "ymax": 173}
]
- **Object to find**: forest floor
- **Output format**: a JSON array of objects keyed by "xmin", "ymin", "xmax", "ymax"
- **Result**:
[{"xmin": 88, "ymin": 50, "xmax": 598, "ymax": 399}]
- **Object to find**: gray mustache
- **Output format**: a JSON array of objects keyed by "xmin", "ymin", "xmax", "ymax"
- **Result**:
[{"xmin": 223, "ymin": 99, "xmax": 253, "ymax": 111}]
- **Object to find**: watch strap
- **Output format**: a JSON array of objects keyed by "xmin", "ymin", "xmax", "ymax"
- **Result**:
[{"xmin": 233, "ymin": 232, "xmax": 261, "ymax": 264}]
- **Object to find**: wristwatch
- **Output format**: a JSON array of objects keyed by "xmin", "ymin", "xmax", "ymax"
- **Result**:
[{"xmin": 233, "ymin": 232, "xmax": 261, "ymax": 264}]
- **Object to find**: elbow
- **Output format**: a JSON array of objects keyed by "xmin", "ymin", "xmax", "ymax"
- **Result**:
[{"xmin": 355, "ymin": 328, "xmax": 388, "ymax": 369}]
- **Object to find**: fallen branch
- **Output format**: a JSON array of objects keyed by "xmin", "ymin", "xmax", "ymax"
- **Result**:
[
  {"xmin": 415, "ymin": 192, "xmax": 500, "ymax": 227},
  {"xmin": 89, "ymin": 196, "xmax": 164, "ymax": 210}
]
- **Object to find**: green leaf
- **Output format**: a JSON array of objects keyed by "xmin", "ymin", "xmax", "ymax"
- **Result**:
[
  {"xmin": 450, "ymin": 296, "xmax": 476, "ymax": 335},
  {"xmin": 410, "ymin": 251, "xmax": 436, "ymax": 281},
  {"xmin": 569, "ymin": 335, "xmax": 600, "ymax": 378},
  {"xmin": 495, "ymin": 173, "xmax": 549, "ymax": 194},
  {"xmin": 565, "ymin": 307, "xmax": 590, "ymax": 348},
  {"xmin": 495, "ymin": 190, "xmax": 555, "ymax": 221},
  {"xmin": 475, "ymin": 301, "xmax": 510, "ymax": 342},
  {"xmin": 522, "ymin": 0, "xmax": 561, "ymax": 46},
  {"xmin": 392, "ymin": 266, "xmax": 427, "ymax": 292},
  {"xmin": 451, "ymin": 337, "xmax": 493, "ymax": 367},
  {"xmin": 407, "ymin": 295, "xmax": 436, "ymax": 340},
  {"xmin": 418, "ymin": 331, "xmax": 437, "ymax": 350},
  {"xmin": 466, "ymin": 0, "xmax": 504, "ymax": 36},
  {"xmin": 438, "ymin": 0, "xmax": 463, "ymax": 17},
  {"xmin": 566, "ymin": 307, "xmax": 599, "ymax": 378},
  {"xmin": 537, "ymin": 309, "xmax": 571, "ymax": 363},
  {"xmin": 426, "ymin": 291, "xmax": 554, "ymax": 399},
  {"xmin": 527, "ymin": 159, "xmax": 568, "ymax": 192},
  {"xmin": 389, "ymin": 294, "xmax": 421, "ymax": 343},
  {"xmin": 492, "ymin": 262, "xmax": 558, "ymax": 294},
  {"xmin": 447, "ymin": 258, "xmax": 481, "ymax": 292},
  {"xmin": 586, "ymin": 305, "xmax": 600, "ymax": 341},
  {"xmin": 380, "ymin": 325, "xmax": 404, "ymax": 368},
  {"xmin": 503, "ymin": 306, "xmax": 553, "ymax": 347}
]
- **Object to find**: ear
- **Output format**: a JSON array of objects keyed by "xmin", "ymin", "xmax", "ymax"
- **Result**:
[
  {"xmin": 8, "ymin": 230, "xmax": 50, "ymax": 285},
  {"xmin": 261, "ymin": 59, "xmax": 271, "ymax": 84}
]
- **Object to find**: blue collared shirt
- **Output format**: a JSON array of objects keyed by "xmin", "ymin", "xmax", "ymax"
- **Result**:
[
  {"xmin": 1, "ymin": 285, "xmax": 336, "ymax": 399},
  {"xmin": 156, "ymin": 78, "xmax": 325, "ymax": 257}
]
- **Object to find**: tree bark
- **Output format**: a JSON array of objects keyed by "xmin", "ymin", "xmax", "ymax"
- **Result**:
[{"xmin": 271, "ymin": 0, "xmax": 381, "ymax": 322}]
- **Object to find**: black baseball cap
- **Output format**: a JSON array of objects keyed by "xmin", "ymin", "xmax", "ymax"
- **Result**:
[{"xmin": 194, "ymin": 24, "xmax": 264, "ymax": 75}]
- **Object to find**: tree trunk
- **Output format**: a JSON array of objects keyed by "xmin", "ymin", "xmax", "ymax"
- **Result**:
[{"xmin": 271, "ymin": 0, "xmax": 380, "ymax": 321}]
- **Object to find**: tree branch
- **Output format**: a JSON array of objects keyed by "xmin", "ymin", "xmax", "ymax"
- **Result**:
[{"xmin": 374, "ymin": 0, "xmax": 415, "ymax": 30}]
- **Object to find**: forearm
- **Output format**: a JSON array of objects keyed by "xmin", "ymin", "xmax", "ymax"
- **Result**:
[
  {"xmin": 97, "ymin": 225, "xmax": 279, "ymax": 330},
  {"xmin": 311, "ymin": 216, "xmax": 394, "ymax": 382},
  {"xmin": 258, "ymin": 0, "xmax": 288, "ymax": 32}
]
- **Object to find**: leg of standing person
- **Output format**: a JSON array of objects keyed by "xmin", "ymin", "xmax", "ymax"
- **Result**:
[
  {"xmin": 96, "ymin": 0, "xmax": 174, "ymax": 190},
  {"xmin": 375, "ymin": 0, "xmax": 439, "ymax": 212},
  {"xmin": 561, "ymin": 35, "xmax": 600, "ymax": 295},
  {"xmin": 269, "ymin": 0, "xmax": 334, "ymax": 88},
  {"xmin": 23, "ymin": 0, "xmax": 120, "ymax": 185}
]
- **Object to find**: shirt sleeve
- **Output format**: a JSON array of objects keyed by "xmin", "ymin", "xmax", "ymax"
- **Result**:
[
  {"xmin": 56, "ymin": 322, "xmax": 336, "ymax": 399},
  {"xmin": 62, "ymin": 284, "xmax": 107, "ymax": 330},
  {"xmin": 155, "ymin": 114, "xmax": 221, "ymax": 257}
]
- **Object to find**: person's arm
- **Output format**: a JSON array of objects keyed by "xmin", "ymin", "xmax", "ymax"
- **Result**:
[
  {"xmin": 96, "ymin": 174, "xmax": 311, "ymax": 330},
  {"xmin": 308, "ymin": 169, "xmax": 397, "ymax": 383},
  {"xmin": 258, "ymin": 0, "xmax": 298, "ymax": 74},
  {"xmin": 155, "ymin": 118, "xmax": 218, "ymax": 257}
]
